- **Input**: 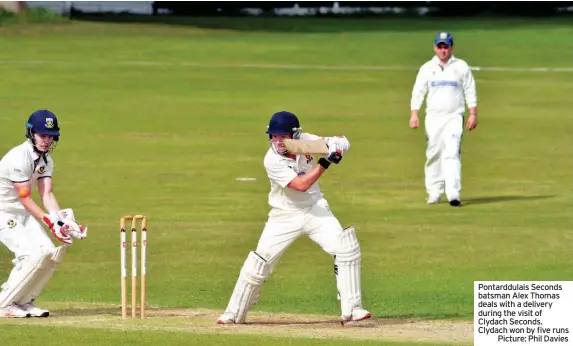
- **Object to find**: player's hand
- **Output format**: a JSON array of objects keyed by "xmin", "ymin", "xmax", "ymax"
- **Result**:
[
  {"xmin": 42, "ymin": 213, "xmax": 72, "ymax": 245},
  {"xmin": 67, "ymin": 222, "xmax": 88, "ymax": 240},
  {"xmin": 466, "ymin": 114, "xmax": 478, "ymax": 131},
  {"xmin": 409, "ymin": 114, "xmax": 419, "ymax": 129},
  {"xmin": 51, "ymin": 225, "xmax": 73, "ymax": 245},
  {"xmin": 325, "ymin": 138, "xmax": 344, "ymax": 164},
  {"xmin": 57, "ymin": 209, "xmax": 88, "ymax": 240},
  {"xmin": 42, "ymin": 212, "xmax": 62, "ymax": 230}
]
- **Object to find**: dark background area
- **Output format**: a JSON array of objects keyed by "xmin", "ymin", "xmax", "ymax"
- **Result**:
[
  {"xmin": 63, "ymin": 1, "xmax": 573, "ymax": 33},
  {"xmin": 145, "ymin": 1, "xmax": 572, "ymax": 17}
]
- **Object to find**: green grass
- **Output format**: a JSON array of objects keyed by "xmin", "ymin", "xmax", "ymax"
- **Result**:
[{"xmin": 0, "ymin": 16, "xmax": 572, "ymax": 345}]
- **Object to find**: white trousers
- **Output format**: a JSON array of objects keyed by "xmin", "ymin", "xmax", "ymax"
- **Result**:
[
  {"xmin": 256, "ymin": 198, "xmax": 363, "ymax": 315},
  {"xmin": 221, "ymin": 198, "xmax": 365, "ymax": 322},
  {"xmin": 257, "ymin": 199, "xmax": 349, "ymax": 270},
  {"xmin": 0, "ymin": 212, "xmax": 56, "ymax": 304},
  {"xmin": 424, "ymin": 114, "xmax": 463, "ymax": 201}
]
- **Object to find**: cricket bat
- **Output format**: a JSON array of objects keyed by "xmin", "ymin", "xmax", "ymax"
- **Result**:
[{"xmin": 284, "ymin": 139, "xmax": 329, "ymax": 155}]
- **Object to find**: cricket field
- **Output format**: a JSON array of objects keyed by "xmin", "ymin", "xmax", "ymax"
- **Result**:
[{"xmin": 0, "ymin": 16, "xmax": 572, "ymax": 346}]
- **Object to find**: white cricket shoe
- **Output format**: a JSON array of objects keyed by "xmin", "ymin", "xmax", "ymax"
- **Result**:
[
  {"xmin": 427, "ymin": 196, "xmax": 441, "ymax": 204},
  {"xmin": 19, "ymin": 302, "xmax": 49, "ymax": 317},
  {"xmin": 0, "ymin": 303, "xmax": 31, "ymax": 318},
  {"xmin": 216, "ymin": 312, "xmax": 236, "ymax": 324},
  {"xmin": 341, "ymin": 307, "xmax": 371, "ymax": 325}
]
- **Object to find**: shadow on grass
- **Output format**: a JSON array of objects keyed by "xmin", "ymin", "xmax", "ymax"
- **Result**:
[{"xmin": 463, "ymin": 194, "xmax": 555, "ymax": 206}]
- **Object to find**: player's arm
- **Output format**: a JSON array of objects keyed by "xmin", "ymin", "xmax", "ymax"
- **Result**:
[
  {"xmin": 410, "ymin": 65, "xmax": 429, "ymax": 117},
  {"xmin": 38, "ymin": 177, "xmax": 60, "ymax": 213},
  {"xmin": 8, "ymin": 160, "xmax": 69, "ymax": 243},
  {"xmin": 266, "ymin": 156, "xmax": 331, "ymax": 193},
  {"xmin": 14, "ymin": 179, "xmax": 70, "ymax": 244},
  {"xmin": 7, "ymin": 160, "xmax": 48, "ymax": 221},
  {"xmin": 462, "ymin": 65, "xmax": 478, "ymax": 115},
  {"xmin": 462, "ymin": 65, "xmax": 478, "ymax": 130},
  {"xmin": 13, "ymin": 181, "xmax": 47, "ymax": 221},
  {"xmin": 287, "ymin": 161, "xmax": 329, "ymax": 192}
]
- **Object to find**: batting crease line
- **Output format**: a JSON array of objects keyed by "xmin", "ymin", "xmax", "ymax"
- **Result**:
[{"xmin": 0, "ymin": 60, "xmax": 572, "ymax": 72}]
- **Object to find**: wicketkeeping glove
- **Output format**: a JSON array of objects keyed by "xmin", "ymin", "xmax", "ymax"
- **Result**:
[
  {"xmin": 57, "ymin": 208, "xmax": 88, "ymax": 240},
  {"xmin": 42, "ymin": 213, "xmax": 72, "ymax": 245}
]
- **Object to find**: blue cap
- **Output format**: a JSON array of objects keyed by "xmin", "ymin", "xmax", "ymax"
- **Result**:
[
  {"xmin": 26, "ymin": 110, "xmax": 60, "ymax": 137},
  {"xmin": 434, "ymin": 32, "xmax": 454, "ymax": 46}
]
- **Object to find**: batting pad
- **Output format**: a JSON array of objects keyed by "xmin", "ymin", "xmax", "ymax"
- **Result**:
[
  {"xmin": 334, "ymin": 227, "xmax": 363, "ymax": 317},
  {"xmin": 16, "ymin": 245, "xmax": 67, "ymax": 305},
  {"xmin": 0, "ymin": 248, "xmax": 59, "ymax": 307},
  {"xmin": 224, "ymin": 251, "xmax": 269, "ymax": 323}
]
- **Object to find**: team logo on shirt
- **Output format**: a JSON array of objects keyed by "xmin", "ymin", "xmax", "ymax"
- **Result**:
[
  {"xmin": 305, "ymin": 154, "xmax": 313, "ymax": 164},
  {"xmin": 37, "ymin": 166, "xmax": 46, "ymax": 174},
  {"xmin": 7, "ymin": 219, "xmax": 16, "ymax": 228},
  {"xmin": 430, "ymin": 80, "xmax": 458, "ymax": 87},
  {"xmin": 45, "ymin": 118, "xmax": 54, "ymax": 129}
]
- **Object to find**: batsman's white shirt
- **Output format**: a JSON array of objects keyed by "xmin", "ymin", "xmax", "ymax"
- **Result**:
[
  {"xmin": 0, "ymin": 141, "xmax": 53, "ymax": 215},
  {"xmin": 410, "ymin": 55, "xmax": 477, "ymax": 116},
  {"xmin": 264, "ymin": 132, "xmax": 324, "ymax": 211}
]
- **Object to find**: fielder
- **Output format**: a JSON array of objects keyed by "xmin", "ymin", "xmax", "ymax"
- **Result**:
[
  {"xmin": 217, "ymin": 111, "xmax": 371, "ymax": 325},
  {"xmin": 410, "ymin": 31, "xmax": 478, "ymax": 206},
  {"xmin": 0, "ymin": 110, "xmax": 87, "ymax": 318}
]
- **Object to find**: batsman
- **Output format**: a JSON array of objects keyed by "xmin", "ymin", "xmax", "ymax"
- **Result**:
[
  {"xmin": 0, "ymin": 110, "xmax": 88, "ymax": 318},
  {"xmin": 217, "ymin": 111, "xmax": 371, "ymax": 325}
]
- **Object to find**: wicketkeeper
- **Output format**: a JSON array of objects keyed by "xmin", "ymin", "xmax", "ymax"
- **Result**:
[{"xmin": 0, "ymin": 110, "xmax": 88, "ymax": 318}]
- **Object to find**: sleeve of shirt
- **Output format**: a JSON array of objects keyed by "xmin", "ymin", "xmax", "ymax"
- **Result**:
[
  {"xmin": 8, "ymin": 165, "xmax": 30, "ymax": 183},
  {"xmin": 462, "ymin": 65, "xmax": 478, "ymax": 108},
  {"xmin": 38, "ymin": 158, "xmax": 54, "ymax": 179},
  {"xmin": 410, "ymin": 65, "xmax": 429, "ymax": 111},
  {"xmin": 265, "ymin": 159, "xmax": 298, "ymax": 189},
  {"xmin": 5, "ymin": 152, "xmax": 33, "ymax": 183}
]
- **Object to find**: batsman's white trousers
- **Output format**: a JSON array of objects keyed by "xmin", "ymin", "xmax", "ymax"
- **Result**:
[
  {"xmin": 257, "ymin": 198, "xmax": 344, "ymax": 268},
  {"xmin": 0, "ymin": 211, "xmax": 56, "ymax": 305},
  {"xmin": 424, "ymin": 113, "xmax": 463, "ymax": 201},
  {"xmin": 256, "ymin": 198, "xmax": 363, "ymax": 316}
]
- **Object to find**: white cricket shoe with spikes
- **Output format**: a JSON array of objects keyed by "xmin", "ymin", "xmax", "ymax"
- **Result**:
[
  {"xmin": 341, "ymin": 307, "xmax": 371, "ymax": 325},
  {"xmin": 216, "ymin": 312, "xmax": 236, "ymax": 324},
  {"xmin": 19, "ymin": 301, "xmax": 49, "ymax": 317},
  {"xmin": 0, "ymin": 303, "xmax": 31, "ymax": 318}
]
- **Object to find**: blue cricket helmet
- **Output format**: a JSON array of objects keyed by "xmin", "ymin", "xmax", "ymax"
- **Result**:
[
  {"xmin": 265, "ymin": 111, "xmax": 301, "ymax": 138},
  {"xmin": 26, "ymin": 109, "xmax": 60, "ymax": 141}
]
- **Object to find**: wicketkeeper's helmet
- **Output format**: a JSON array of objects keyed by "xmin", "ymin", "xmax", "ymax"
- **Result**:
[
  {"xmin": 25, "ymin": 109, "xmax": 61, "ymax": 154},
  {"xmin": 26, "ymin": 109, "xmax": 60, "ymax": 141}
]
